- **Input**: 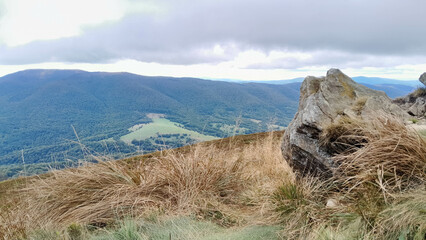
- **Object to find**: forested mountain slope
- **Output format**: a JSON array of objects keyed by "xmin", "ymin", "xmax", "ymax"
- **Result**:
[
  {"xmin": 0, "ymin": 70, "xmax": 300, "ymax": 178},
  {"xmin": 0, "ymin": 69, "xmax": 415, "ymax": 179}
]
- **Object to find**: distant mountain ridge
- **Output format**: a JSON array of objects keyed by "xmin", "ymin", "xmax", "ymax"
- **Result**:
[
  {"xmin": 213, "ymin": 76, "xmax": 418, "ymax": 98},
  {"xmin": 352, "ymin": 76, "xmax": 419, "ymax": 87},
  {"xmin": 213, "ymin": 76, "xmax": 419, "ymax": 87}
]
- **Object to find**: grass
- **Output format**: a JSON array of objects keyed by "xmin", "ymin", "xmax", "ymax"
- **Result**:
[
  {"xmin": 374, "ymin": 190, "xmax": 426, "ymax": 240},
  {"xmin": 26, "ymin": 217, "xmax": 280, "ymax": 240},
  {"xmin": 333, "ymin": 115, "xmax": 426, "ymax": 194},
  {"xmin": 276, "ymin": 115, "xmax": 426, "ymax": 240},
  {"xmin": 1, "ymin": 131, "xmax": 287, "ymax": 239},
  {"xmin": 272, "ymin": 177, "xmax": 337, "ymax": 239},
  {"xmin": 320, "ymin": 117, "xmax": 367, "ymax": 155},
  {"xmin": 21, "ymin": 144, "xmax": 248, "ymax": 225},
  {"xmin": 412, "ymin": 87, "xmax": 426, "ymax": 98},
  {"xmin": 120, "ymin": 118, "xmax": 218, "ymax": 143},
  {"xmin": 1, "ymin": 118, "xmax": 425, "ymax": 240},
  {"xmin": 338, "ymin": 78, "xmax": 356, "ymax": 99},
  {"xmin": 352, "ymin": 97, "xmax": 368, "ymax": 115},
  {"xmin": 394, "ymin": 86, "xmax": 426, "ymax": 104},
  {"xmin": 410, "ymin": 118, "xmax": 419, "ymax": 124}
]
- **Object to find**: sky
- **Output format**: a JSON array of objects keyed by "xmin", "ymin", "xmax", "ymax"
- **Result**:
[{"xmin": 0, "ymin": 0, "xmax": 425, "ymax": 80}]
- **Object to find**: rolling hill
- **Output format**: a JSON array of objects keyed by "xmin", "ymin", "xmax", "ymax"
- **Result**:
[{"xmin": 0, "ymin": 69, "xmax": 301, "ymax": 178}]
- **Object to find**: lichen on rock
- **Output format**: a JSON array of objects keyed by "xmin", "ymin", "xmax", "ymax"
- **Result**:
[{"xmin": 281, "ymin": 68, "xmax": 408, "ymax": 179}]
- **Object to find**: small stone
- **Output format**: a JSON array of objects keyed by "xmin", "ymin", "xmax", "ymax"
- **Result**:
[{"xmin": 326, "ymin": 198, "xmax": 339, "ymax": 208}]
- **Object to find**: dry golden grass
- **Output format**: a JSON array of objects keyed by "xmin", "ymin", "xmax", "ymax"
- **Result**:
[
  {"xmin": 333, "ymin": 116, "xmax": 426, "ymax": 197},
  {"xmin": 1, "ymin": 116, "xmax": 425, "ymax": 240},
  {"xmin": 412, "ymin": 87, "xmax": 426, "ymax": 98},
  {"xmin": 320, "ymin": 117, "xmax": 368, "ymax": 155},
  {"xmin": 352, "ymin": 96, "xmax": 368, "ymax": 114},
  {"xmin": 338, "ymin": 78, "xmax": 356, "ymax": 99},
  {"xmin": 275, "ymin": 115, "xmax": 426, "ymax": 239},
  {"xmin": 0, "ymin": 206, "xmax": 28, "ymax": 240},
  {"xmin": 1, "ymin": 131, "xmax": 291, "ymax": 236}
]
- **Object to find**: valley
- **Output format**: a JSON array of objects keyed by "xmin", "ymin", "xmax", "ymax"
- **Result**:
[{"xmin": 0, "ymin": 69, "xmax": 418, "ymax": 180}]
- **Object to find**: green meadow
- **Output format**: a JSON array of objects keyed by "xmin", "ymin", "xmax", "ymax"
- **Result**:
[{"xmin": 120, "ymin": 118, "xmax": 218, "ymax": 143}]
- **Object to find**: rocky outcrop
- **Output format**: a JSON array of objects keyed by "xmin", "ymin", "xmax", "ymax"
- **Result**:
[
  {"xmin": 281, "ymin": 69, "xmax": 408, "ymax": 178},
  {"xmin": 407, "ymin": 97, "xmax": 426, "ymax": 117},
  {"xmin": 393, "ymin": 73, "xmax": 426, "ymax": 118},
  {"xmin": 420, "ymin": 73, "xmax": 426, "ymax": 86}
]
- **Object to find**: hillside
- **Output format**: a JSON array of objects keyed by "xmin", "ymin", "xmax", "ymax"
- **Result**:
[
  {"xmin": 0, "ymin": 70, "xmax": 300, "ymax": 179},
  {"xmin": 0, "ymin": 131, "xmax": 287, "ymax": 239},
  {"xmin": 0, "ymin": 68, "xmax": 425, "ymax": 239},
  {"xmin": 0, "ymin": 123, "xmax": 424, "ymax": 239},
  {"xmin": 0, "ymin": 69, "xmax": 419, "ymax": 180}
]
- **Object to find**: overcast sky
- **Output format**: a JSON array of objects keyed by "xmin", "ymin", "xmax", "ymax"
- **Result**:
[{"xmin": 0, "ymin": 0, "xmax": 425, "ymax": 80}]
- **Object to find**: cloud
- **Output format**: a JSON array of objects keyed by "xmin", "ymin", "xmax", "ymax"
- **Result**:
[
  {"xmin": 0, "ymin": 0, "xmax": 425, "ymax": 68},
  {"xmin": 0, "ymin": 0, "xmax": 127, "ymax": 47},
  {"xmin": 243, "ymin": 50, "xmax": 426, "ymax": 69}
]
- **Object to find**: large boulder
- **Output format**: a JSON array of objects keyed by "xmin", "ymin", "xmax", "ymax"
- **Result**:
[
  {"xmin": 281, "ymin": 69, "xmax": 408, "ymax": 178},
  {"xmin": 420, "ymin": 72, "xmax": 426, "ymax": 86}
]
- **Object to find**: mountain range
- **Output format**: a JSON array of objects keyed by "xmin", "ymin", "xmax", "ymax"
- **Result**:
[
  {"xmin": 216, "ymin": 77, "xmax": 419, "ymax": 99},
  {"xmin": 0, "ymin": 69, "xmax": 418, "ymax": 179}
]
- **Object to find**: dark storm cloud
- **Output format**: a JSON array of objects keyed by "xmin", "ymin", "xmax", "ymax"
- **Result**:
[{"xmin": 1, "ymin": 0, "xmax": 425, "ymax": 67}]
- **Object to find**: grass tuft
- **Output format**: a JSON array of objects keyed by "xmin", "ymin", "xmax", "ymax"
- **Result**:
[
  {"xmin": 412, "ymin": 87, "xmax": 426, "ymax": 98},
  {"xmin": 333, "ymin": 115, "xmax": 426, "ymax": 196},
  {"xmin": 272, "ymin": 177, "xmax": 335, "ymax": 239},
  {"xmin": 352, "ymin": 96, "xmax": 368, "ymax": 115},
  {"xmin": 275, "ymin": 114, "xmax": 425, "ymax": 239},
  {"xmin": 319, "ymin": 117, "xmax": 368, "ymax": 155},
  {"xmin": 1, "ymin": 131, "xmax": 288, "ymax": 238},
  {"xmin": 374, "ymin": 190, "xmax": 426, "ymax": 240}
]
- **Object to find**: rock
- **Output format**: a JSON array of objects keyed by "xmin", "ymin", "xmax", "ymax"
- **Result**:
[
  {"xmin": 326, "ymin": 198, "xmax": 339, "ymax": 208},
  {"xmin": 408, "ymin": 97, "xmax": 426, "ymax": 117},
  {"xmin": 393, "ymin": 73, "xmax": 426, "ymax": 118},
  {"xmin": 420, "ymin": 72, "xmax": 426, "ymax": 86},
  {"xmin": 281, "ymin": 69, "xmax": 408, "ymax": 178}
]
